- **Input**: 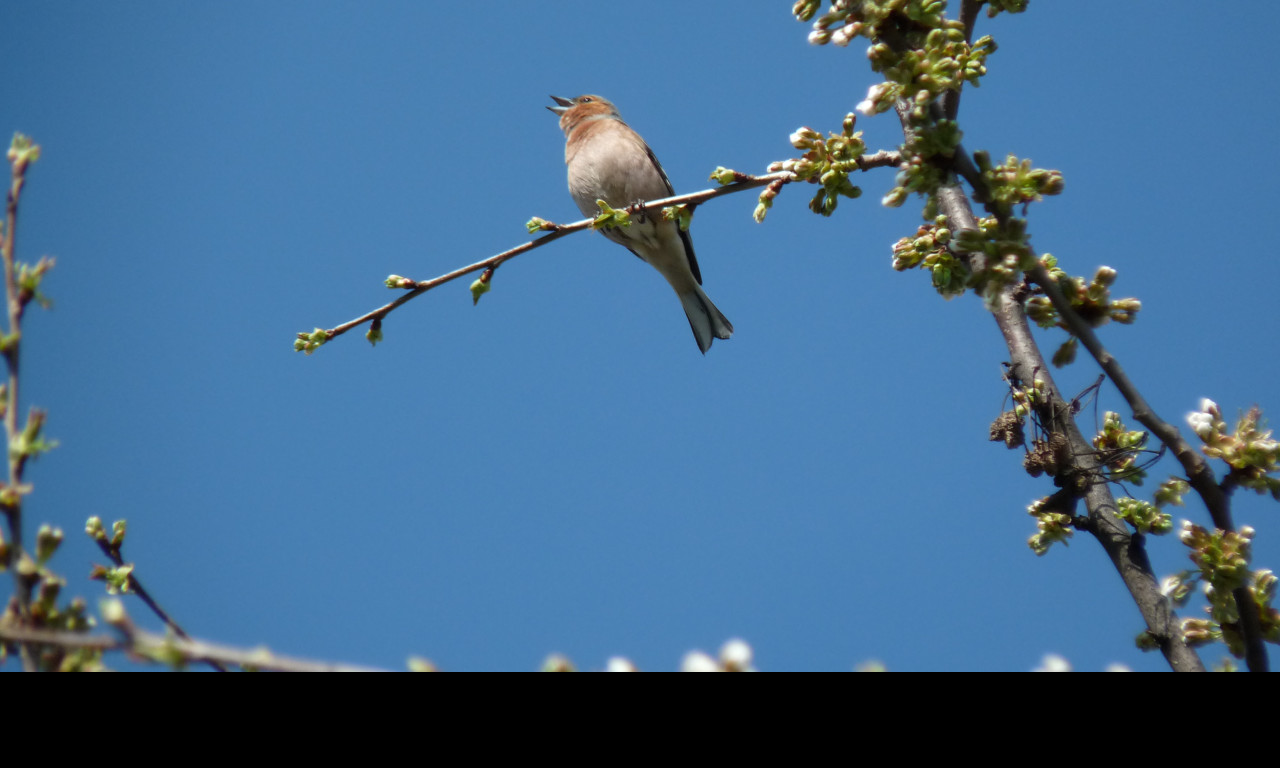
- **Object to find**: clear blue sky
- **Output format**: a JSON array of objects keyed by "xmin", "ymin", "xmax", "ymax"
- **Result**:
[{"xmin": 2, "ymin": 2, "xmax": 1276, "ymax": 671}]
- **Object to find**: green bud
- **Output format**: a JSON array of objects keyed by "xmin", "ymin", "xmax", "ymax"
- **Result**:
[
  {"xmin": 792, "ymin": 0, "xmax": 820, "ymax": 22},
  {"xmin": 1051, "ymin": 337, "xmax": 1077, "ymax": 367},
  {"xmin": 470, "ymin": 277, "xmax": 491, "ymax": 305},
  {"xmin": 881, "ymin": 187, "xmax": 908, "ymax": 208},
  {"xmin": 663, "ymin": 204, "xmax": 693, "ymax": 232},
  {"xmin": 1134, "ymin": 631, "xmax": 1161, "ymax": 651},
  {"xmin": 408, "ymin": 656, "xmax": 439, "ymax": 672},
  {"xmin": 7, "ymin": 133, "xmax": 41, "ymax": 174},
  {"xmin": 294, "ymin": 328, "xmax": 329, "ymax": 355},
  {"xmin": 541, "ymin": 653, "xmax": 576, "ymax": 672},
  {"xmin": 1040, "ymin": 173, "xmax": 1065, "ymax": 196},
  {"xmin": 709, "ymin": 167, "xmax": 738, "ymax": 185},
  {"xmin": 99, "ymin": 563, "xmax": 133, "ymax": 595},
  {"xmin": 591, "ymin": 200, "xmax": 631, "ymax": 230},
  {"xmin": 35, "ymin": 524, "xmax": 62, "ymax": 564}
]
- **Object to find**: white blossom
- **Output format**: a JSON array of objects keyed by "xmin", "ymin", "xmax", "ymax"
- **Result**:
[
  {"xmin": 719, "ymin": 638, "xmax": 755, "ymax": 670},
  {"xmin": 1187, "ymin": 410, "xmax": 1214, "ymax": 439},
  {"xmin": 605, "ymin": 657, "xmax": 637, "ymax": 672},
  {"xmin": 680, "ymin": 650, "xmax": 721, "ymax": 672},
  {"xmin": 1033, "ymin": 654, "xmax": 1072, "ymax": 672}
]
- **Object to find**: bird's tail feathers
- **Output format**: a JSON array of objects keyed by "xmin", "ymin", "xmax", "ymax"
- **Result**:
[{"xmin": 679, "ymin": 286, "xmax": 734, "ymax": 355}]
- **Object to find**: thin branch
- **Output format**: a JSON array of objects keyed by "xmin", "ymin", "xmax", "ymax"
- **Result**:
[
  {"xmin": 301, "ymin": 160, "xmax": 896, "ymax": 348},
  {"xmin": 90, "ymin": 532, "xmax": 229, "ymax": 672},
  {"xmin": 959, "ymin": 0, "xmax": 983, "ymax": 42},
  {"xmin": 0, "ymin": 618, "xmax": 389, "ymax": 672},
  {"xmin": 306, "ymin": 171, "xmax": 796, "ymax": 344},
  {"xmin": 943, "ymin": 0, "xmax": 985, "ymax": 120},
  {"xmin": 2, "ymin": 141, "xmax": 34, "ymax": 671}
]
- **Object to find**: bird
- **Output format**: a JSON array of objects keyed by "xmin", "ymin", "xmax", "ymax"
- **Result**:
[{"xmin": 548, "ymin": 94, "xmax": 733, "ymax": 354}]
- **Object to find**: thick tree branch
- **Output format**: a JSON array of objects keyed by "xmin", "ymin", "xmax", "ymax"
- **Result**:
[
  {"xmin": 882, "ymin": 12, "xmax": 1214, "ymax": 668},
  {"xmin": 945, "ymin": 131, "xmax": 1243, "ymax": 536},
  {"xmin": 933, "ymin": 111, "xmax": 1265, "ymax": 670},
  {"xmin": 926, "ymin": 166, "xmax": 1205, "ymax": 671},
  {"xmin": 1024, "ymin": 262, "xmax": 1267, "ymax": 672}
]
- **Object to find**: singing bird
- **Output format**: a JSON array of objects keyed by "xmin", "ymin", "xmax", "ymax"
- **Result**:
[{"xmin": 548, "ymin": 95, "xmax": 733, "ymax": 353}]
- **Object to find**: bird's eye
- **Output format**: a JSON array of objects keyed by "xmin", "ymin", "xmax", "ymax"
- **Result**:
[{"xmin": 580, "ymin": 97, "xmax": 592, "ymax": 103}]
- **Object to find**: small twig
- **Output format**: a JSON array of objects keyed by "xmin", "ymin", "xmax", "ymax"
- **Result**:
[
  {"xmin": 90, "ymin": 533, "xmax": 229, "ymax": 672},
  {"xmin": 3, "ymin": 140, "xmax": 34, "ymax": 670},
  {"xmin": 0, "ymin": 616, "xmax": 388, "ymax": 672},
  {"xmin": 944, "ymin": 0, "xmax": 984, "ymax": 121},
  {"xmin": 305, "ymin": 166, "xmax": 917, "ymax": 347},
  {"xmin": 306, "ymin": 154, "xmax": 902, "ymax": 348},
  {"xmin": 308, "ymin": 171, "xmax": 798, "ymax": 344},
  {"xmin": 318, "ymin": 223, "xmax": 584, "ymax": 342}
]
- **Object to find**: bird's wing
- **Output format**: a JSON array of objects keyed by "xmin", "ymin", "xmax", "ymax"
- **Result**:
[{"xmin": 643, "ymin": 143, "xmax": 702, "ymax": 286}]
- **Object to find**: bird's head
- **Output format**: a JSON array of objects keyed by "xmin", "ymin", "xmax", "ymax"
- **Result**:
[{"xmin": 548, "ymin": 95, "xmax": 621, "ymax": 135}]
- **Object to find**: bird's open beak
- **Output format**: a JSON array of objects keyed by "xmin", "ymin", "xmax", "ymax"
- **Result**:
[{"xmin": 547, "ymin": 95, "xmax": 574, "ymax": 116}]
